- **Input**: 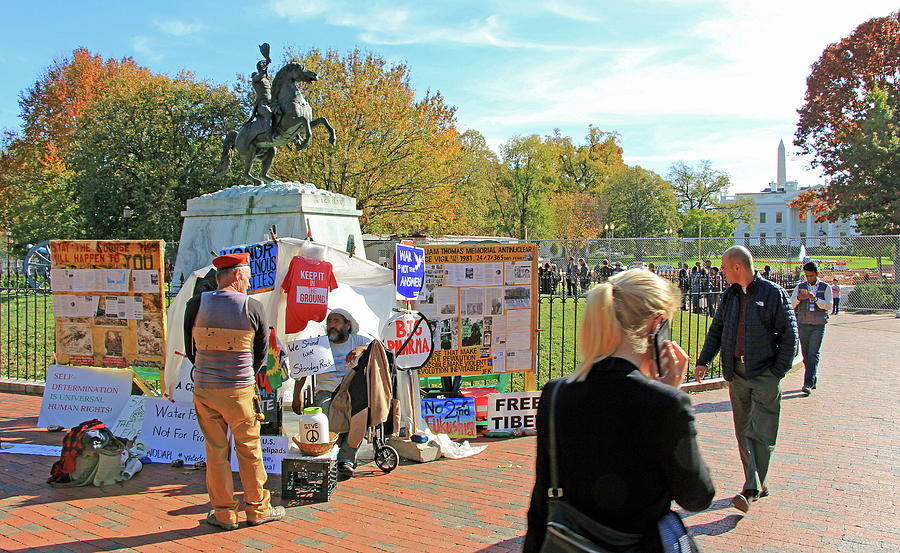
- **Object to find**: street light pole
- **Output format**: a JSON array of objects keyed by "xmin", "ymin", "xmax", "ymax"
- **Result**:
[{"xmin": 123, "ymin": 206, "xmax": 132, "ymax": 239}]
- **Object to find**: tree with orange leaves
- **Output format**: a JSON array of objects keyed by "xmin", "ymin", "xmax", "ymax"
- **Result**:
[{"xmin": 794, "ymin": 11, "xmax": 900, "ymax": 234}]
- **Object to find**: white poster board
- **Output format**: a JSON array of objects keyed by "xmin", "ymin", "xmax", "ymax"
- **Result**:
[
  {"xmin": 230, "ymin": 436, "xmax": 289, "ymax": 474},
  {"xmin": 38, "ymin": 365, "xmax": 134, "ymax": 429},
  {"xmin": 140, "ymin": 398, "xmax": 207, "ymax": 464},
  {"xmin": 169, "ymin": 358, "xmax": 195, "ymax": 403},
  {"xmin": 140, "ymin": 397, "xmax": 287, "ymax": 472},
  {"xmin": 286, "ymin": 335, "xmax": 335, "ymax": 378},
  {"xmin": 486, "ymin": 391, "xmax": 541, "ymax": 431},
  {"xmin": 111, "ymin": 395, "xmax": 147, "ymax": 439}
]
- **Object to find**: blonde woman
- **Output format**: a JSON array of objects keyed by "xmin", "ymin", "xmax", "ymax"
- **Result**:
[{"xmin": 524, "ymin": 270, "xmax": 715, "ymax": 553}]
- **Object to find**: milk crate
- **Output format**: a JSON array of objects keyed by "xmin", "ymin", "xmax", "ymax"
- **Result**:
[{"xmin": 281, "ymin": 457, "xmax": 337, "ymax": 502}]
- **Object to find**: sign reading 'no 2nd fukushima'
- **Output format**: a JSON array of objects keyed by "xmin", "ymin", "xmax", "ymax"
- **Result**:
[
  {"xmin": 50, "ymin": 240, "xmax": 167, "ymax": 369},
  {"xmin": 414, "ymin": 243, "xmax": 537, "ymax": 377}
]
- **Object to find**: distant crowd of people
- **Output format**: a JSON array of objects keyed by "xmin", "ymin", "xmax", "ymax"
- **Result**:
[{"xmin": 538, "ymin": 256, "xmax": 822, "ymax": 318}]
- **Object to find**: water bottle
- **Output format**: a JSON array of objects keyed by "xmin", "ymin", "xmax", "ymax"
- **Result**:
[{"xmin": 299, "ymin": 406, "xmax": 329, "ymax": 445}]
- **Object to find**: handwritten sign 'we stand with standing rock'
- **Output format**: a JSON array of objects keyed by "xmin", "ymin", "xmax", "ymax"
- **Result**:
[{"xmin": 286, "ymin": 335, "xmax": 335, "ymax": 378}]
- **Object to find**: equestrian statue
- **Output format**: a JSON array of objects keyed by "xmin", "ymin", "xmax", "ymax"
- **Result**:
[{"xmin": 218, "ymin": 43, "xmax": 336, "ymax": 185}]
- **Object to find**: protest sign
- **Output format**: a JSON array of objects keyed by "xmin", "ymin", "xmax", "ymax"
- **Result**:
[
  {"xmin": 381, "ymin": 312, "xmax": 433, "ymax": 370},
  {"xmin": 415, "ymin": 243, "xmax": 537, "ymax": 377},
  {"xmin": 422, "ymin": 398, "xmax": 476, "ymax": 439},
  {"xmin": 286, "ymin": 335, "xmax": 335, "ymax": 378},
  {"xmin": 219, "ymin": 241, "xmax": 278, "ymax": 294},
  {"xmin": 140, "ymin": 397, "xmax": 207, "ymax": 464},
  {"xmin": 230, "ymin": 436, "xmax": 289, "ymax": 474},
  {"xmin": 395, "ymin": 243, "xmax": 425, "ymax": 300},
  {"xmin": 38, "ymin": 365, "xmax": 133, "ymax": 429},
  {"xmin": 169, "ymin": 358, "xmax": 195, "ymax": 403},
  {"xmin": 486, "ymin": 391, "xmax": 541, "ymax": 431},
  {"xmin": 50, "ymin": 240, "xmax": 166, "ymax": 369},
  {"xmin": 111, "ymin": 395, "xmax": 147, "ymax": 440}
]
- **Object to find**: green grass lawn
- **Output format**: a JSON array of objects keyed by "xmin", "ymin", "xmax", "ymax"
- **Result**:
[
  {"xmin": 535, "ymin": 294, "xmax": 717, "ymax": 387},
  {"xmin": 1, "ymin": 292, "xmax": 55, "ymax": 380}
]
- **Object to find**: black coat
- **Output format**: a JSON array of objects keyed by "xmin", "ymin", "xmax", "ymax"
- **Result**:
[
  {"xmin": 524, "ymin": 358, "xmax": 715, "ymax": 553},
  {"xmin": 697, "ymin": 273, "xmax": 798, "ymax": 380}
]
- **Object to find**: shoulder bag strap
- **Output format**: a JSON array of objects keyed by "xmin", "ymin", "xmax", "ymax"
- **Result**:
[{"xmin": 547, "ymin": 380, "xmax": 565, "ymax": 500}]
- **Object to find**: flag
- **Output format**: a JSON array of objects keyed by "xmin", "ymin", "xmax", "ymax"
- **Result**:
[{"xmin": 265, "ymin": 328, "xmax": 287, "ymax": 392}]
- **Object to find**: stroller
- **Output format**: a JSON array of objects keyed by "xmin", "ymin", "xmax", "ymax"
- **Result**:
[{"xmin": 307, "ymin": 339, "xmax": 400, "ymax": 473}]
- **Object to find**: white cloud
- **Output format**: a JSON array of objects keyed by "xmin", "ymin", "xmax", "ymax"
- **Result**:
[
  {"xmin": 130, "ymin": 36, "xmax": 163, "ymax": 63},
  {"xmin": 268, "ymin": 0, "xmax": 329, "ymax": 19},
  {"xmin": 153, "ymin": 19, "xmax": 208, "ymax": 37}
]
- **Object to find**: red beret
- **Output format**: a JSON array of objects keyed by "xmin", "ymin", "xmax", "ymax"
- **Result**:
[{"xmin": 213, "ymin": 253, "xmax": 251, "ymax": 269}]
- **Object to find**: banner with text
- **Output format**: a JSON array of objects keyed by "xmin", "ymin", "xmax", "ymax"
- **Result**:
[
  {"xmin": 395, "ymin": 243, "xmax": 425, "ymax": 300},
  {"xmin": 219, "ymin": 241, "xmax": 278, "ymax": 294},
  {"xmin": 230, "ymin": 436, "xmax": 289, "ymax": 474},
  {"xmin": 421, "ymin": 398, "xmax": 476, "ymax": 439},
  {"xmin": 286, "ymin": 335, "xmax": 336, "ymax": 378},
  {"xmin": 486, "ymin": 392, "xmax": 541, "ymax": 431},
  {"xmin": 38, "ymin": 365, "xmax": 134, "ymax": 428},
  {"xmin": 50, "ymin": 240, "xmax": 167, "ymax": 369},
  {"xmin": 414, "ymin": 243, "xmax": 537, "ymax": 376}
]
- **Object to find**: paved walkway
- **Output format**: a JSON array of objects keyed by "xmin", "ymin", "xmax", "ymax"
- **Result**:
[{"xmin": 0, "ymin": 313, "xmax": 897, "ymax": 552}]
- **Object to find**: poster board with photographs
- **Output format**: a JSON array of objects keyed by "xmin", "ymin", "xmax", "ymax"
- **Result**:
[
  {"xmin": 50, "ymin": 240, "xmax": 167, "ymax": 369},
  {"xmin": 414, "ymin": 243, "xmax": 537, "ymax": 376}
]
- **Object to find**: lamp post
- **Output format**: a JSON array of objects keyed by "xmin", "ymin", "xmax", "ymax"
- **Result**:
[
  {"xmin": 664, "ymin": 228, "xmax": 674, "ymax": 268},
  {"xmin": 123, "ymin": 206, "xmax": 132, "ymax": 239},
  {"xmin": 605, "ymin": 223, "xmax": 616, "ymax": 262}
]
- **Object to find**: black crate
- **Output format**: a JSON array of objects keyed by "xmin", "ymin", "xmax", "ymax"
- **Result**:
[{"xmin": 281, "ymin": 458, "xmax": 337, "ymax": 502}]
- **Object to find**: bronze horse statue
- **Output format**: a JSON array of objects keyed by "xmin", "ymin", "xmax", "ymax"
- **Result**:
[{"xmin": 218, "ymin": 62, "xmax": 336, "ymax": 185}]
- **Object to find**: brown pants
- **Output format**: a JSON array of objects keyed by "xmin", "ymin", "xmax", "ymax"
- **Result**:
[{"xmin": 193, "ymin": 385, "xmax": 272, "ymax": 525}]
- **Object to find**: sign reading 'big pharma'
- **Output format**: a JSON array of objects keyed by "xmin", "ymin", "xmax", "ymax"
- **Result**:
[{"xmin": 413, "ymin": 243, "xmax": 537, "ymax": 377}]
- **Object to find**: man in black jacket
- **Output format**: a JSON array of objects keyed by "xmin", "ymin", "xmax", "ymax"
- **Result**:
[{"xmin": 695, "ymin": 246, "xmax": 798, "ymax": 514}]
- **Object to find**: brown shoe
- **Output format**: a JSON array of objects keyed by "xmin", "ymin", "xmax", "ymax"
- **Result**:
[
  {"xmin": 247, "ymin": 505, "xmax": 285, "ymax": 526},
  {"xmin": 732, "ymin": 493, "xmax": 751, "ymax": 513},
  {"xmin": 205, "ymin": 510, "xmax": 238, "ymax": 531}
]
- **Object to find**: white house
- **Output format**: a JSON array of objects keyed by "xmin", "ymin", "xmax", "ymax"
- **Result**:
[{"xmin": 725, "ymin": 140, "xmax": 858, "ymax": 247}]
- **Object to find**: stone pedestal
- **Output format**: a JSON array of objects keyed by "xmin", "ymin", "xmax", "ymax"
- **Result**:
[{"xmin": 172, "ymin": 181, "xmax": 364, "ymax": 285}]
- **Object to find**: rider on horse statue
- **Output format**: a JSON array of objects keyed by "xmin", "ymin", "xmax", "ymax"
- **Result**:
[{"xmin": 249, "ymin": 43, "xmax": 275, "ymax": 144}]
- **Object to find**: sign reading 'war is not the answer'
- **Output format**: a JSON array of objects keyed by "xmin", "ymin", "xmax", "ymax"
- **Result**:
[
  {"xmin": 414, "ymin": 243, "xmax": 537, "ymax": 377},
  {"xmin": 50, "ymin": 240, "xmax": 167, "ymax": 369}
]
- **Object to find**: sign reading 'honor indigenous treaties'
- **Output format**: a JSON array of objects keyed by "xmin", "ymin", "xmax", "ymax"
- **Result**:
[
  {"xmin": 50, "ymin": 240, "xmax": 167, "ymax": 369},
  {"xmin": 219, "ymin": 241, "xmax": 278, "ymax": 294}
]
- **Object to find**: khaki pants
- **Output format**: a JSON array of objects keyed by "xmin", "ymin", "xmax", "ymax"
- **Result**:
[
  {"xmin": 193, "ymin": 385, "xmax": 272, "ymax": 525},
  {"xmin": 728, "ymin": 361, "xmax": 781, "ymax": 493}
]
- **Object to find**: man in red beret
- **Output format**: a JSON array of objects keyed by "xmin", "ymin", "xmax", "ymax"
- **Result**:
[{"xmin": 184, "ymin": 253, "xmax": 285, "ymax": 529}]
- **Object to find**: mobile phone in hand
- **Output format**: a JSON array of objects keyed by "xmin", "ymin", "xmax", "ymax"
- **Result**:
[{"xmin": 651, "ymin": 318, "xmax": 671, "ymax": 378}]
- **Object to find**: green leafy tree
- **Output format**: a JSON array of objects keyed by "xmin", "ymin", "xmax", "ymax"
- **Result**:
[
  {"xmin": 794, "ymin": 11, "xmax": 900, "ymax": 233},
  {"xmin": 667, "ymin": 160, "xmax": 754, "ymax": 230},
  {"xmin": 445, "ymin": 129, "xmax": 502, "ymax": 235},
  {"xmin": 493, "ymin": 134, "xmax": 554, "ymax": 239},
  {"xmin": 605, "ymin": 166, "xmax": 678, "ymax": 238},
  {"xmin": 70, "ymin": 71, "xmax": 245, "ymax": 242},
  {"xmin": 0, "ymin": 49, "xmax": 150, "ymax": 244},
  {"xmin": 264, "ymin": 47, "xmax": 464, "ymax": 234},
  {"xmin": 679, "ymin": 209, "xmax": 735, "ymax": 238},
  {"xmin": 546, "ymin": 126, "xmax": 624, "ymax": 194}
]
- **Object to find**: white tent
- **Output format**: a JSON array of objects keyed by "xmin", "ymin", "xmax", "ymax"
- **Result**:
[{"xmin": 163, "ymin": 238, "xmax": 427, "ymax": 432}]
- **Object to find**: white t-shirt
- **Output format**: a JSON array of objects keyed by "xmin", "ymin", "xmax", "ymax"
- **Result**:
[{"xmin": 316, "ymin": 333, "xmax": 372, "ymax": 393}]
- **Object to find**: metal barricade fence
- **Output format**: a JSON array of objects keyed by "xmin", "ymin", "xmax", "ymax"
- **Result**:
[{"xmin": 3, "ymin": 234, "xmax": 897, "ymax": 383}]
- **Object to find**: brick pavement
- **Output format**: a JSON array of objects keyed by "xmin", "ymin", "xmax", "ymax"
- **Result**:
[{"xmin": 0, "ymin": 313, "xmax": 897, "ymax": 552}]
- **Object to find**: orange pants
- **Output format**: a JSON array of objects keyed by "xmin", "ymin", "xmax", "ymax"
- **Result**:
[{"xmin": 193, "ymin": 385, "xmax": 272, "ymax": 525}]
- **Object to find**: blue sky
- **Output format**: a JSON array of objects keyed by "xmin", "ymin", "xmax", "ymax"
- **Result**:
[{"xmin": 1, "ymin": 1, "xmax": 895, "ymax": 194}]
